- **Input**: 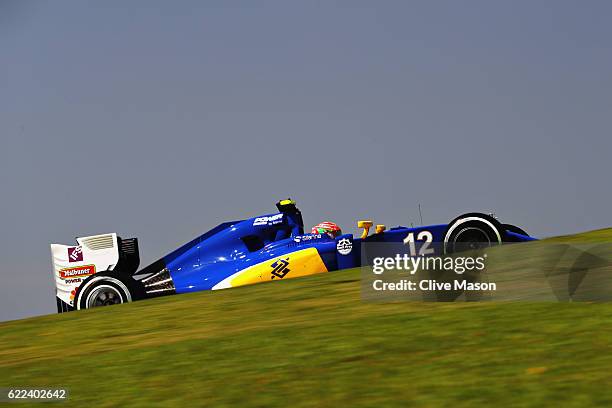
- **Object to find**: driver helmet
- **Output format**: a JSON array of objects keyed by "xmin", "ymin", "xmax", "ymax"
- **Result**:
[{"xmin": 311, "ymin": 221, "xmax": 342, "ymax": 238}]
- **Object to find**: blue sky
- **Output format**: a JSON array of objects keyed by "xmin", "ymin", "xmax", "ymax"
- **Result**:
[{"xmin": 1, "ymin": 0, "xmax": 611, "ymax": 320}]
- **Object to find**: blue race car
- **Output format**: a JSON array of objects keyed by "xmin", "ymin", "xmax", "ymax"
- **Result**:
[{"xmin": 50, "ymin": 199, "xmax": 534, "ymax": 312}]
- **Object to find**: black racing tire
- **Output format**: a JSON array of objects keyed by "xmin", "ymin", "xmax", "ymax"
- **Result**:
[
  {"xmin": 443, "ymin": 212, "xmax": 503, "ymax": 254},
  {"xmin": 502, "ymin": 223, "xmax": 529, "ymax": 237},
  {"xmin": 74, "ymin": 271, "xmax": 144, "ymax": 311}
]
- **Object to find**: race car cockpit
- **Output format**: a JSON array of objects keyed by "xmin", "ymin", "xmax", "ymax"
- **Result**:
[
  {"xmin": 272, "ymin": 199, "xmax": 304, "ymax": 240},
  {"xmin": 240, "ymin": 199, "xmax": 305, "ymax": 251}
]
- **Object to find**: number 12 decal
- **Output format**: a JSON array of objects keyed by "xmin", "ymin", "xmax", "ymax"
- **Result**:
[{"xmin": 403, "ymin": 231, "xmax": 435, "ymax": 256}]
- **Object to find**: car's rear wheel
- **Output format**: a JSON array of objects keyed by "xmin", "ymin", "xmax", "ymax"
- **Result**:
[
  {"xmin": 75, "ymin": 272, "xmax": 140, "ymax": 310},
  {"xmin": 86, "ymin": 284, "xmax": 127, "ymax": 308}
]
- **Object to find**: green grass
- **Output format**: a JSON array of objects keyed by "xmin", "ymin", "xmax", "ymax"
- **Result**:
[
  {"xmin": 545, "ymin": 227, "xmax": 612, "ymax": 243},
  {"xmin": 2, "ymin": 229, "xmax": 612, "ymax": 407}
]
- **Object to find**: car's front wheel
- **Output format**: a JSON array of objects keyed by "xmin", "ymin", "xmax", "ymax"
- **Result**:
[{"xmin": 443, "ymin": 212, "xmax": 503, "ymax": 254}]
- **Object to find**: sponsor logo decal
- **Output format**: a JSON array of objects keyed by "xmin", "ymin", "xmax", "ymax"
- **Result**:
[
  {"xmin": 293, "ymin": 234, "xmax": 323, "ymax": 243},
  {"xmin": 253, "ymin": 213, "xmax": 284, "ymax": 226},
  {"xmin": 67, "ymin": 246, "xmax": 83, "ymax": 262},
  {"xmin": 270, "ymin": 257, "xmax": 290, "ymax": 279},
  {"xmin": 59, "ymin": 264, "xmax": 95, "ymax": 279},
  {"xmin": 336, "ymin": 238, "xmax": 352, "ymax": 255}
]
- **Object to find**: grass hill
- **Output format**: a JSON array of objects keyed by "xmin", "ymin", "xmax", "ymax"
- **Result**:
[{"xmin": 2, "ymin": 229, "xmax": 612, "ymax": 407}]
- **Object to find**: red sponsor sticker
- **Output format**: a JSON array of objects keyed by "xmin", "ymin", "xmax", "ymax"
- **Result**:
[
  {"xmin": 68, "ymin": 246, "xmax": 83, "ymax": 262},
  {"xmin": 59, "ymin": 265, "xmax": 95, "ymax": 279}
]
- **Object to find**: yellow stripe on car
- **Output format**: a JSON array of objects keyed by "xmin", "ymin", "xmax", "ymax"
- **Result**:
[{"xmin": 213, "ymin": 247, "xmax": 328, "ymax": 289}]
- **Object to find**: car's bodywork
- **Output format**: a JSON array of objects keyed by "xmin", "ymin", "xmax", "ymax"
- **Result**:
[{"xmin": 50, "ymin": 200, "xmax": 534, "ymax": 312}]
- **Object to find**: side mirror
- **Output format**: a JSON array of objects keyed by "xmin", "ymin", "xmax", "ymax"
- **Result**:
[{"xmin": 357, "ymin": 220, "xmax": 373, "ymax": 239}]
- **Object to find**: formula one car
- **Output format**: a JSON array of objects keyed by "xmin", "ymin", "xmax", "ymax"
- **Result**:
[{"xmin": 50, "ymin": 200, "xmax": 534, "ymax": 313}]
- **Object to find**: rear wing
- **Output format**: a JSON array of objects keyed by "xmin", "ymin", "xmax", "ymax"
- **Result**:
[{"xmin": 50, "ymin": 233, "xmax": 140, "ymax": 313}]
